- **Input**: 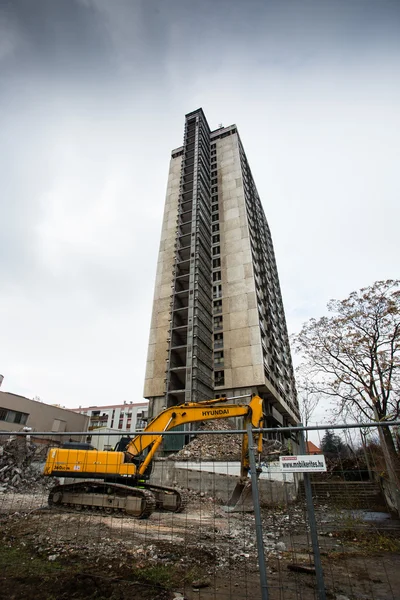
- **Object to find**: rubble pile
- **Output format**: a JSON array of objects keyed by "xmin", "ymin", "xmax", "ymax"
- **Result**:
[
  {"xmin": 171, "ymin": 419, "xmax": 242, "ymax": 461},
  {"xmin": 0, "ymin": 436, "xmax": 51, "ymax": 493},
  {"xmin": 169, "ymin": 420, "xmax": 290, "ymax": 461}
]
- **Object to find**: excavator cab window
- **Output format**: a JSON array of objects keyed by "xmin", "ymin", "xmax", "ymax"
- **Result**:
[{"xmin": 113, "ymin": 436, "xmax": 132, "ymax": 452}]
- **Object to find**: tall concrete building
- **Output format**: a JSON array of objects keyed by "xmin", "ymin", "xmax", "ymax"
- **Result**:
[{"xmin": 144, "ymin": 109, "xmax": 299, "ymax": 430}]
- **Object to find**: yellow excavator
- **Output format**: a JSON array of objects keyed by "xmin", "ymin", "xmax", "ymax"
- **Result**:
[{"xmin": 44, "ymin": 395, "xmax": 264, "ymax": 519}]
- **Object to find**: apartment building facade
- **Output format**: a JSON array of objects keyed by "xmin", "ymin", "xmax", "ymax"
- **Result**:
[
  {"xmin": 72, "ymin": 402, "xmax": 148, "ymax": 433},
  {"xmin": 144, "ymin": 109, "xmax": 299, "ymax": 430}
]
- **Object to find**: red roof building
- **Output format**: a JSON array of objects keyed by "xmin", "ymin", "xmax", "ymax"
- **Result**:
[{"xmin": 306, "ymin": 441, "xmax": 321, "ymax": 455}]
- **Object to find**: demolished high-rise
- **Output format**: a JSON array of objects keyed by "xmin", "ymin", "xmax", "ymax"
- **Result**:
[{"xmin": 144, "ymin": 109, "xmax": 299, "ymax": 431}]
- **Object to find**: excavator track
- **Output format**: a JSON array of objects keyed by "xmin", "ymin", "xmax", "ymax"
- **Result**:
[
  {"xmin": 142, "ymin": 483, "xmax": 189, "ymax": 513},
  {"xmin": 48, "ymin": 482, "xmax": 156, "ymax": 519}
]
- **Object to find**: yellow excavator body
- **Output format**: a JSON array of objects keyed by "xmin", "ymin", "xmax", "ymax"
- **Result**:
[{"xmin": 44, "ymin": 448, "xmax": 138, "ymax": 478}]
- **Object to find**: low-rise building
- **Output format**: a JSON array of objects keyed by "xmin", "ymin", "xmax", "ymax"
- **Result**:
[
  {"xmin": 72, "ymin": 402, "xmax": 148, "ymax": 434},
  {"xmin": 84, "ymin": 427, "xmax": 127, "ymax": 451},
  {"xmin": 306, "ymin": 441, "xmax": 322, "ymax": 455},
  {"xmin": 0, "ymin": 391, "xmax": 89, "ymax": 443}
]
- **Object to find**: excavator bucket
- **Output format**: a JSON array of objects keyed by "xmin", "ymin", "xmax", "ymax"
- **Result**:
[{"xmin": 223, "ymin": 479, "xmax": 254, "ymax": 512}]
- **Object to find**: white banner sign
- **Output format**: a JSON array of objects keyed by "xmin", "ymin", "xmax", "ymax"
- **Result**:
[{"xmin": 279, "ymin": 455, "xmax": 326, "ymax": 473}]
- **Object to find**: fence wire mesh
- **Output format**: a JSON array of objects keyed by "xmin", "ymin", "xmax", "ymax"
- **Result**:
[{"xmin": 0, "ymin": 423, "xmax": 399, "ymax": 600}]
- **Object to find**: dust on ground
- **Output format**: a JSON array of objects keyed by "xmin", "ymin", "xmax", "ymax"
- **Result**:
[{"xmin": 1, "ymin": 488, "xmax": 400, "ymax": 600}]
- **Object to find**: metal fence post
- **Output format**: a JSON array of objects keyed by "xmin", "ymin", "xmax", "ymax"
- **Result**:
[
  {"xmin": 246, "ymin": 423, "xmax": 269, "ymax": 600},
  {"xmin": 298, "ymin": 422, "xmax": 326, "ymax": 600}
]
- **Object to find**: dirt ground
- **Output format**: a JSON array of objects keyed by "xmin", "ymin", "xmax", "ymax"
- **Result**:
[{"xmin": 1, "ymin": 490, "xmax": 400, "ymax": 600}]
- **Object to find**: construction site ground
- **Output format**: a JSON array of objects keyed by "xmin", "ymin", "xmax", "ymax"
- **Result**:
[{"xmin": 1, "ymin": 490, "xmax": 400, "ymax": 600}]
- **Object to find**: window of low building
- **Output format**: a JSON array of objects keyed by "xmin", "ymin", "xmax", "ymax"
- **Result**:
[{"xmin": 0, "ymin": 407, "xmax": 29, "ymax": 425}]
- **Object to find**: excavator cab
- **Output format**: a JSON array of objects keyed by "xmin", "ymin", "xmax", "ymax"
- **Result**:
[{"xmin": 113, "ymin": 436, "xmax": 131, "ymax": 452}]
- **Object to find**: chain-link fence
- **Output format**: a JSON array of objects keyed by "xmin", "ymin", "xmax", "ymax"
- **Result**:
[{"xmin": 1, "ymin": 422, "xmax": 400, "ymax": 600}]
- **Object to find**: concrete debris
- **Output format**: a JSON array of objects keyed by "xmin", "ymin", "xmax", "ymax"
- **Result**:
[
  {"xmin": 0, "ymin": 436, "xmax": 53, "ymax": 493},
  {"xmin": 191, "ymin": 579, "xmax": 211, "ymax": 589},
  {"xmin": 170, "ymin": 419, "xmax": 242, "ymax": 461},
  {"xmin": 48, "ymin": 554, "xmax": 59, "ymax": 561},
  {"xmin": 275, "ymin": 541, "xmax": 286, "ymax": 552},
  {"xmin": 169, "ymin": 419, "xmax": 291, "ymax": 461}
]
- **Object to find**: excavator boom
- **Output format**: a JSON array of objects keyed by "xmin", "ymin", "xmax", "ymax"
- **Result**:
[{"xmin": 127, "ymin": 395, "xmax": 263, "ymax": 455}]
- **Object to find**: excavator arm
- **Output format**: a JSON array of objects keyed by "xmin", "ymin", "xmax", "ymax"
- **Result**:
[{"xmin": 127, "ymin": 395, "xmax": 264, "ymax": 477}]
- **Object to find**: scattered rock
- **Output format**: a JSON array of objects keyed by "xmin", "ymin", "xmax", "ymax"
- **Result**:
[
  {"xmin": 192, "ymin": 579, "xmax": 211, "ymax": 589},
  {"xmin": 275, "ymin": 542, "xmax": 286, "ymax": 552},
  {"xmin": 287, "ymin": 563, "xmax": 316, "ymax": 574}
]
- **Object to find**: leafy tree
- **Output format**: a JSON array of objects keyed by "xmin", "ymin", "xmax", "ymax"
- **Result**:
[
  {"xmin": 320, "ymin": 429, "xmax": 344, "ymax": 455},
  {"xmin": 294, "ymin": 280, "xmax": 400, "ymax": 486}
]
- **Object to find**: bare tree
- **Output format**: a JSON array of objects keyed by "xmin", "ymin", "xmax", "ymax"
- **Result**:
[
  {"xmin": 296, "ymin": 373, "xmax": 320, "ymax": 442},
  {"xmin": 294, "ymin": 280, "xmax": 400, "ymax": 486}
]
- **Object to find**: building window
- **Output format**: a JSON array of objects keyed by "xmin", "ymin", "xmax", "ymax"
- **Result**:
[
  {"xmin": 213, "ymin": 257, "xmax": 221, "ymax": 268},
  {"xmin": 214, "ymin": 351, "xmax": 224, "ymax": 366},
  {"xmin": 213, "ymin": 315, "xmax": 223, "ymax": 331},
  {"xmin": 212, "ymin": 234, "xmax": 220, "ymax": 243},
  {"xmin": 212, "ymin": 224, "xmax": 220, "ymax": 232},
  {"xmin": 213, "ymin": 284, "xmax": 222, "ymax": 298},
  {"xmin": 215, "ymin": 370, "xmax": 225, "ymax": 386},
  {"xmin": 213, "ymin": 271, "xmax": 221, "ymax": 282},
  {"xmin": 0, "ymin": 407, "xmax": 29, "ymax": 425},
  {"xmin": 213, "ymin": 300, "xmax": 222, "ymax": 315},
  {"xmin": 213, "ymin": 245, "xmax": 220, "ymax": 256},
  {"xmin": 214, "ymin": 332, "xmax": 224, "ymax": 349}
]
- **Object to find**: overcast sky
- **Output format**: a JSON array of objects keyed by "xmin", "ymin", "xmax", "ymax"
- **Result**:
[{"xmin": 0, "ymin": 0, "xmax": 399, "ymax": 421}]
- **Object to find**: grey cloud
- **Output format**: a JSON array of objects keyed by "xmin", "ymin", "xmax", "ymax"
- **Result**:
[
  {"xmin": 0, "ymin": 0, "xmax": 114, "ymax": 78},
  {"xmin": 0, "ymin": 0, "xmax": 399, "ymax": 408}
]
